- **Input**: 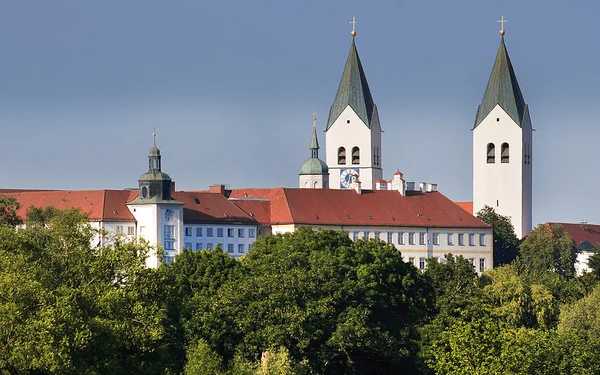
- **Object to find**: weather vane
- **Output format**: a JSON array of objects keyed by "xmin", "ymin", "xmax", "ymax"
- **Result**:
[
  {"xmin": 498, "ymin": 15, "xmax": 507, "ymax": 36},
  {"xmin": 350, "ymin": 17, "xmax": 357, "ymax": 37}
]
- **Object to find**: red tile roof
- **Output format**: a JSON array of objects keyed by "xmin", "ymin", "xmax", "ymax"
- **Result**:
[
  {"xmin": 548, "ymin": 222, "xmax": 600, "ymax": 250},
  {"xmin": 3, "ymin": 190, "xmax": 138, "ymax": 221},
  {"xmin": 455, "ymin": 201, "xmax": 473, "ymax": 215},
  {"xmin": 229, "ymin": 188, "xmax": 489, "ymax": 228},
  {"xmin": 172, "ymin": 192, "xmax": 257, "ymax": 224}
]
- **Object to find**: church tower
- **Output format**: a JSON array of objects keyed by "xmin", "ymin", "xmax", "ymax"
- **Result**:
[
  {"xmin": 326, "ymin": 18, "xmax": 382, "ymax": 190},
  {"xmin": 299, "ymin": 114, "xmax": 329, "ymax": 188},
  {"xmin": 127, "ymin": 132, "xmax": 184, "ymax": 268},
  {"xmin": 473, "ymin": 18, "xmax": 532, "ymax": 239}
]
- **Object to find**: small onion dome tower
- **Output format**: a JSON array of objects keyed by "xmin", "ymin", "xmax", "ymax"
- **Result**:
[
  {"xmin": 129, "ymin": 130, "xmax": 182, "ymax": 203},
  {"xmin": 299, "ymin": 115, "xmax": 329, "ymax": 189}
]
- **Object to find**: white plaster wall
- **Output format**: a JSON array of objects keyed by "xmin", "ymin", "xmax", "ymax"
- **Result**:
[
  {"xmin": 271, "ymin": 224, "xmax": 493, "ymax": 274},
  {"xmin": 128, "ymin": 204, "xmax": 160, "ymax": 268},
  {"xmin": 473, "ymin": 104, "xmax": 529, "ymax": 239},
  {"xmin": 326, "ymin": 105, "xmax": 382, "ymax": 190},
  {"xmin": 576, "ymin": 250, "xmax": 593, "ymax": 276},
  {"xmin": 299, "ymin": 174, "xmax": 329, "ymax": 189},
  {"xmin": 182, "ymin": 223, "xmax": 259, "ymax": 258}
]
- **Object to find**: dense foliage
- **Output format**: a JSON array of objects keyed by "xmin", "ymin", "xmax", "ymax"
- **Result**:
[{"xmin": 1, "ymin": 206, "xmax": 598, "ymax": 374}]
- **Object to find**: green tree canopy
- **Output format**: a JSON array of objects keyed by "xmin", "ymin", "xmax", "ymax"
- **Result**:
[
  {"xmin": 0, "ymin": 194, "xmax": 22, "ymax": 227},
  {"xmin": 476, "ymin": 205, "xmax": 519, "ymax": 266},
  {"xmin": 519, "ymin": 223, "xmax": 578, "ymax": 279}
]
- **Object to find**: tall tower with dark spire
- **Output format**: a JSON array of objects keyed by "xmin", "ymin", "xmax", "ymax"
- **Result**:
[
  {"xmin": 299, "ymin": 114, "xmax": 329, "ymax": 188},
  {"xmin": 473, "ymin": 17, "xmax": 532, "ymax": 239},
  {"xmin": 326, "ymin": 17, "xmax": 382, "ymax": 190}
]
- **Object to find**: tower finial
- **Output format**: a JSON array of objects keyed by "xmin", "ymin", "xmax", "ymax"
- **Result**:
[
  {"xmin": 498, "ymin": 15, "xmax": 507, "ymax": 36},
  {"xmin": 313, "ymin": 110, "xmax": 317, "ymax": 128},
  {"xmin": 153, "ymin": 127, "xmax": 157, "ymax": 146},
  {"xmin": 350, "ymin": 16, "xmax": 357, "ymax": 37}
]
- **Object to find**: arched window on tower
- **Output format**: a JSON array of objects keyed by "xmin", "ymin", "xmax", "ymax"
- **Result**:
[
  {"xmin": 352, "ymin": 147, "xmax": 360, "ymax": 165},
  {"xmin": 338, "ymin": 147, "xmax": 346, "ymax": 165},
  {"xmin": 487, "ymin": 143, "xmax": 495, "ymax": 163},
  {"xmin": 501, "ymin": 143, "xmax": 509, "ymax": 163}
]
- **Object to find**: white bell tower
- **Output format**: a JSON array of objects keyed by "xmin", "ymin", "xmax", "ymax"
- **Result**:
[
  {"xmin": 326, "ymin": 17, "xmax": 383, "ymax": 190},
  {"xmin": 473, "ymin": 18, "xmax": 532, "ymax": 239}
]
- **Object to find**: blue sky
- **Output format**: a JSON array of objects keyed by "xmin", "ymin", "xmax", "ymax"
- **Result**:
[{"xmin": 1, "ymin": 0, "xmax": 599, "ymax": 226}]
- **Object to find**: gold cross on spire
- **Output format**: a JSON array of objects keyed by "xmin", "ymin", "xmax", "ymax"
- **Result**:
[
  {"xmin": 498, "ymin": 15, "xmax": 508, "ymax": 35},
  {"xmin": 350, "ymin": 16, "xmax": 357, "ymax": 37}
]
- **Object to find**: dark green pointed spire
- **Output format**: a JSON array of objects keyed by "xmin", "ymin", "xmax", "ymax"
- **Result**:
[
  {"xmin": 300, "ymin": 118, "xmax": 328, "ymax": 175},
  {"xmin": 474, "ymin": 36, "xmax": 527, "ymax": 128},
  {"xmin": 326, "ymin": 38, "xmax": 376, "ymax": 130},
  {"xmin": 309, "ymin": 122, "xmax": 319, "ymax": 158}
]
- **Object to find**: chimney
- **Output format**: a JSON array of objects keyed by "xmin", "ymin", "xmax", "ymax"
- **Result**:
[
  {"xmin": 209, "ymin": 184, "xmax": 226, "ymax": 195},
  {"xmin": 391, "ymin": 170, "xmax": 406, "ymax": 196}
]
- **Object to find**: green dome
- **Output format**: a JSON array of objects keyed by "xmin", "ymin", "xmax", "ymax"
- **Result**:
[
  {"xmin": 139, "ymin": 171, "xmax": 171, "ymax": 181},
  {"xmin": 299, "ymin": 158, "xmax": 329, "ymax": 175},
  {"xmin": 149, "ymin": 145, "xmax": 161, "ymax": 156}
]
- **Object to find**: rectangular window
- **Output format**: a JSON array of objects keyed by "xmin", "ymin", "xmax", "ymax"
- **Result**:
[
  {"xmin": 218, "ymin": 243, "xmax": 224, "ymax": 249},
  {"xmin": 217, "ymin": 228, "xmax": 224, "ymax": 237},
  {"xmin": 207, "ymin": 228, "xmax": 214, "ymax": 237},
  {"xmin": 398, "ymin": 232, "xmax": 404, "ymax": 245},
  {"xmin": 249, "ymin": 229, "xmax": 256, "ymax": 238},
  {"xmin": 409, "ymin": 257, "xmax": 415, "ymax": 265},
  {"xmin": 387, "ymin": 232, "xmax": 393, "ymax": 243},
  {"xmin": 363, "ymin": 231, "xmax": 369, "ymax": 239},
  {"xmin": 228, "ymin": 228, "xmax": 235, "ymax": 238},
  {"xmin": 409, "ymin": 233, "xmax": 415, "ymax": 245},
  {"xmin": 164, "ymin": 256, "xmax": 174, "ymax": 265},
  {"xmin": 238, "ymin": 244, "xmax": 244, "ymax": 253},
  {"xmin": 164, "ymin": 225, "xmax": 175, "ymax": 239},
  {"xmin": 227, "ymin": 243, "xmax": 234, "ymax": 253},
  {"xmin": 116, "ymin": 225, "xmax": 123, "ymax": 234},
  {"xmin": 469, "ymin": 258, "xmax": 475, "ymax": 267},
  {"xmin": 447, "ymin": 233, "xmax": 454, "ymax": 246},
  {"xmin": 196, "ymin": 227, "xmax": 203, "ymax": 237},
  {"xmin": 458, "ymin": 233, "xmax": 464, "ymax": 246},
  {"xmin": 419, "ymin": 233, "xmax": 426, "ymax": 245},
  {"xmin": 469, "ymin": 233, "xmax": 475, "ymax": 246},
  {"xmin": 185, "ymin": 227, "xmax": 192, "ymax": 236},
  {"xmin": 139, "ymin": 226, "xmax": 144, "ymax": 235},
  {"xmin": 238, "ymin": 228, "xmax": 245, "ymax": 238},
  {"xmin": 248, "ymin": 244, "xmax": 254, "ymax": 251},
  {"xmin": 185, "ymin": 242, "xmax": 192, "ymax": 249},
  {"xmin": 432, "ymin": 233, "xmax": 440, "ymax": 245},
  {"xmin": 207, "ymin": 243, "xmax": 214, "ymax": 250},
  {"xmin": 479, "ymin": 258, "xmax": 485, "ymax": 272},
  {"xmin": 164, "ymin": 240, "xmax": 175, "ymax": 250},
  {"xmin": 353, "ymin": 232, "xmax": 359, "ymax": 241},
  {"xmin": 196, "ymin": 243, "xmax": 203, "ymax": 251},
  {"xmin": 479, "ymin": 234, "xmax": 486, "ymax": 246},
  {"xmin": 419, "ymin": 258, "xmax": 426, "ymax": 270},
  {"xmin": 375, "ymin": 232, "xmax": 381, "ymax": 240},
  {"xmin": 127, "ymin": 226, "xmax": 135, "ymax": 235}
]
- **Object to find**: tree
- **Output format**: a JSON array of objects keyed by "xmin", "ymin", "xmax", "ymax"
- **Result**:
[
  {"xmin": 0, "ymin": 194, "xmax": 22, "ymax": 227},
  {"xmin": 0, "ymin": 208, "xmax": 169, "ymax": 374},
  {"xmin": 25, "ymin": 205, "xmax": 60, "ymax": 225},
  {"xmin": 586, "ymin": 247, "xmax": 600, "ymax": 278},
  {"xmin": 476, "ymin": 205, "xmax": 519, "ymax": 266},
  {"xmin": 519, "ymin": 223, "xmax": 578, "ymax": 279},
  {"xmin": 558, "ymin": 283, "xmax": 600, "ymax": 340},
  {"xmin": 191, "ymin": 227, "xmax": 432, "ymax": 374}
]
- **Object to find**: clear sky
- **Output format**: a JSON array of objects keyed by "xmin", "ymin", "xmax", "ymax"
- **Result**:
[{"xmin": 1, "ymin": 0, "xmax": 599, "ymax": 227}]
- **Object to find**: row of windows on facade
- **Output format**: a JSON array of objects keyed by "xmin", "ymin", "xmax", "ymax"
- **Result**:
[
  {"xmin": 183, "ymin": 227, "xmax": 256, "ymax": 238},
  {"xmin": 115, "ymin": 225, "xmax": 135, "ymax": 235},
  {"xmin": 409, "ymin": 256, "xmax": 487, "ymax": 273},
  {"xmin": 349, "ymin": 231, "xmax": 486, "ymax": 247},
  {"xmin": 184, "ymin": 242, "xmax": 254, "ymax": 254},
  {"xmin": 337, "ymin": 146, "xmax": 381, "ymax": 166}
]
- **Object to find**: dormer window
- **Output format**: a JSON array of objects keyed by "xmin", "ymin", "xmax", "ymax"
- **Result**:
[{"xmin": 141, "ymin": 185, "xmax": 149, "ymax": 199}]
